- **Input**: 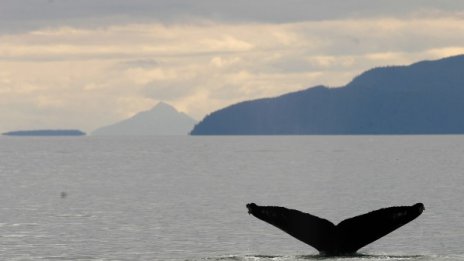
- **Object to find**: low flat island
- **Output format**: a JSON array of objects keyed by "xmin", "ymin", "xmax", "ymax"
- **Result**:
[{"xmin": 2, "ymin": 130, "xmax": 86, "ymax": 136}]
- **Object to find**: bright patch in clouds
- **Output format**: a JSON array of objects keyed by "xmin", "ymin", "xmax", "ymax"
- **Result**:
[{"xmin": 1, "ymin": 15, "xmax": 464, "ymax": 132}]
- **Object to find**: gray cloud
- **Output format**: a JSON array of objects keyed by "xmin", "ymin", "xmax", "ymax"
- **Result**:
[
  {"xmin": 118, "ymin": 58, "xmax": 159, "ymax": 69},
  {"xmin": 1, "ymin": 0, "xmax": 464, "ymax": 33}
]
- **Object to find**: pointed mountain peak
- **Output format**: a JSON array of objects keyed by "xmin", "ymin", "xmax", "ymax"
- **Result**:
[
  {"xmin": 150, "ymin": 102, "xmax": 178, "ymax": 113},
  {"xmin": 154, "ymin": 101, "xmax": 173, "ymax": 108},
  {"xmin": 92, "ymin": 101, "xmax": 196, "ymax": 136}
]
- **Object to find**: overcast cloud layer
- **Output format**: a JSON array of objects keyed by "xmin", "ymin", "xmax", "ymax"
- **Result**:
[
  {"xmin": 1, "ymin": 1, "xmax": 464, "ymax": 133},
  {"xmin": 2, "ymin": 0, "xmax": 464, "ymax": 30}
]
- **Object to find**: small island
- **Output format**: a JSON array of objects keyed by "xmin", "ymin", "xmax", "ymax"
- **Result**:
[{"xmin": 2, "ymin": 129, "xmax": 86, "ymax": 136}]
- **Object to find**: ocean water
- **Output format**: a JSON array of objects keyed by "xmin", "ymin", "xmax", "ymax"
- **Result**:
[{"xmin": 0, "ymin": 136, "xmax": 463, "ymax": 261}]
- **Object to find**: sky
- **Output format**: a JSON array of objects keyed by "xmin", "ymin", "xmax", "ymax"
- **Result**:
[{"xmin": 1, "ymin": 0, "xmax": 464, "ymax": 133}]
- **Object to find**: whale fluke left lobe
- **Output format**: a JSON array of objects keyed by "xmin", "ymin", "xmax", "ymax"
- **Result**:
[{"xmin": 247, "ymin": 203, "xmax": 337, "ymax": 254}]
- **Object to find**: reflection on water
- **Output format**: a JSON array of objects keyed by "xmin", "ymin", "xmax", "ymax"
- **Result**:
[{"xmin": 195, "ymin": 254, "xmax": 462, "ymax": 261}]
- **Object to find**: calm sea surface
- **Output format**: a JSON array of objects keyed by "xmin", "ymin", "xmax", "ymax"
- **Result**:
[{"xmin": 0, "ymin": 136, "xmax": 463, "ymax": 261}]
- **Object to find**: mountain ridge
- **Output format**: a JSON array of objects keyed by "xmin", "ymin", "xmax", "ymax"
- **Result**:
[{"xmin": 191, "ymin": 54, "xmax": 464, "ymax": 135}]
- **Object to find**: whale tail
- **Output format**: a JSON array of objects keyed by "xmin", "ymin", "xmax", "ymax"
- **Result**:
[{"xmin": 246, "ymin": 203, "xmax": 424, "ymax": 256}]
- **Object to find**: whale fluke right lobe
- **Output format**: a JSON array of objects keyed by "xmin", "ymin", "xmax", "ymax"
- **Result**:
[{"xmin": 246, "ymin": 203, "xmax": 424, "ymax": 256}]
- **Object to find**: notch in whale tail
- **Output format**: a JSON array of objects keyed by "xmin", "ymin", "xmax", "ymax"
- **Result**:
[{"xmin": 246, "ymin": 202, "xmax": 424, "ymax": 256}]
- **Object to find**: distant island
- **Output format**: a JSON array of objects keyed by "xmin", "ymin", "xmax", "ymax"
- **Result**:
[
  {"xmin": 92, "ymin": 102, "xmax": 197, "ymax": 136},
  {"xmin": 191, "ymin": 54, "xmax": 464, "ymax": 135},
  {"xmin": 2, "ymin": 129, "xmax": 86, "ymax": 136}
]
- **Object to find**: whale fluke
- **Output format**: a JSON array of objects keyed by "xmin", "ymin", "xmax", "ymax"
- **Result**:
[{"xmin": 246, "ymin": 203, "xmax": 424, "ymax": 256}]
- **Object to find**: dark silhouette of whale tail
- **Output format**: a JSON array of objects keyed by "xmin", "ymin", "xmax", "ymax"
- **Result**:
[{"xmin": 246, "ymin": 202, "xmax": 424, "ymax": 256}]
